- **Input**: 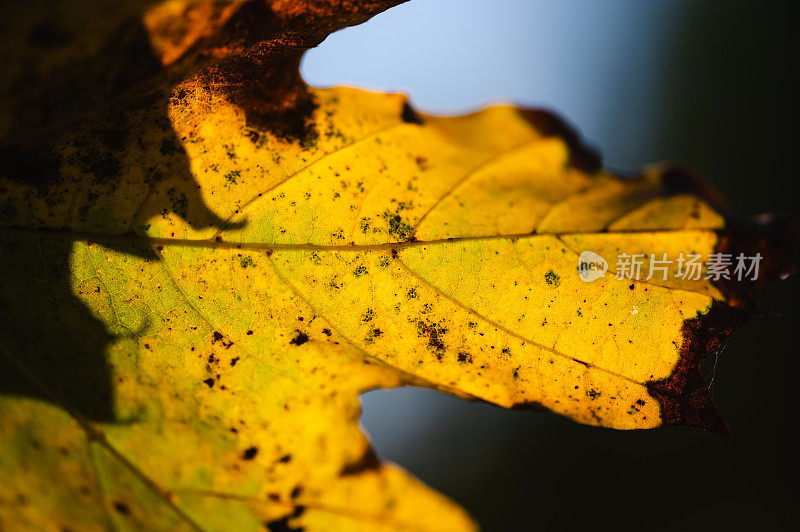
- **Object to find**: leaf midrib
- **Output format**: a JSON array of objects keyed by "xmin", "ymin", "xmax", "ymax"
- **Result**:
[{"xmin": 0, "ymin": 226, "xmax": 720, "ymax": 252}]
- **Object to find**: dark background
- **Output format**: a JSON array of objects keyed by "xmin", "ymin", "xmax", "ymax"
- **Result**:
[{"xmin": 304, "ymin": 1, "xmax": 799, "ymax": 530}]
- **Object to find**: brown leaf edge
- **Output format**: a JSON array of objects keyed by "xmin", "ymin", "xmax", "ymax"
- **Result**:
[
  {"xmin": 510, "ymin": 116, "xmax": 795, "ymax": 434},
  {"xmin": 648, "ymin": 169, "xmax": 794, "ymax": 435},
  {"xmin": 645, "ymin": 301, "xmax": 748, "ymax": 436}
]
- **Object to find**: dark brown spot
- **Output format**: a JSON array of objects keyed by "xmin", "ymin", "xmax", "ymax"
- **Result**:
[
  {"xmin": 401, "ymin": 102, "xmax": 424, "ymax": 124},
  {"xmin": 0, "ymin": 142, "xmax": 62, "ymax": 187},
  {"xmin": 416, "ymin": 319, "xmax": 447, "ymax": 354},
  {"xmin": 27, "ymin": 19, "xmax": 73, "ymax": 48},
  {"xmin": 289, "ymin": 330, "xmax": 308, "ymax": 346},
  {"xmin": 660, "ymin": 166, "xmax": 726, "ymax": 212},
  {"xmin": 586, "ymin": 389, "xmax": 601, "ymax": 400},
  {"xmin": 519, "ymin": 109, "xmax": 601, "ymax": 173},
  {"xmin": 510, "ymin": 401, "xmax": 548, "ymax": 412},
  {"xmin": 264, "ymin": 505, "xmax": 306, "ymax": 532},
  {"xmin": 713, "ymin": 216, "xmax": 795, "ymax": 306},
  {"xmin": 242, "ymin": 446, "xmax": 258, "ymax": 460},
  {"xmin": 113, "ymin": 501, "xmax": 130, "ymax": 515},
  {"xmin": 339, "ymin": 447, "xmax": 381, "ymax": 476}
]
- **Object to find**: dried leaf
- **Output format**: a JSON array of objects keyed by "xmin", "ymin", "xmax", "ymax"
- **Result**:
[{"xmin": 0, "ymin": 1, "xmax": 791, "ymax": 530}]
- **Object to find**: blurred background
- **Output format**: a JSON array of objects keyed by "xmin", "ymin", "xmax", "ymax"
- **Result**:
[{"xmin": 301, "ymin": 1, "xmax": 798, "ymax": 530}]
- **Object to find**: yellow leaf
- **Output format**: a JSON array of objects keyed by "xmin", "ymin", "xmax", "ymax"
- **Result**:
[{"xmin": 0, "ymin": 1, "xmax": 791, "ymax": 530}]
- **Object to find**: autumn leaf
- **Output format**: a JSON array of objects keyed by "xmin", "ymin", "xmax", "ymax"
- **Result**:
[{"xmin": 0, "ymin": 1, "xmax": 792, "ymax": 530}]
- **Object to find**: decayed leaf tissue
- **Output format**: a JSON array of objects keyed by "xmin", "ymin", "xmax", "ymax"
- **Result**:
[{"xmin": 0, "ymin": 1, "xmax": 793, "ymax": 531}]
